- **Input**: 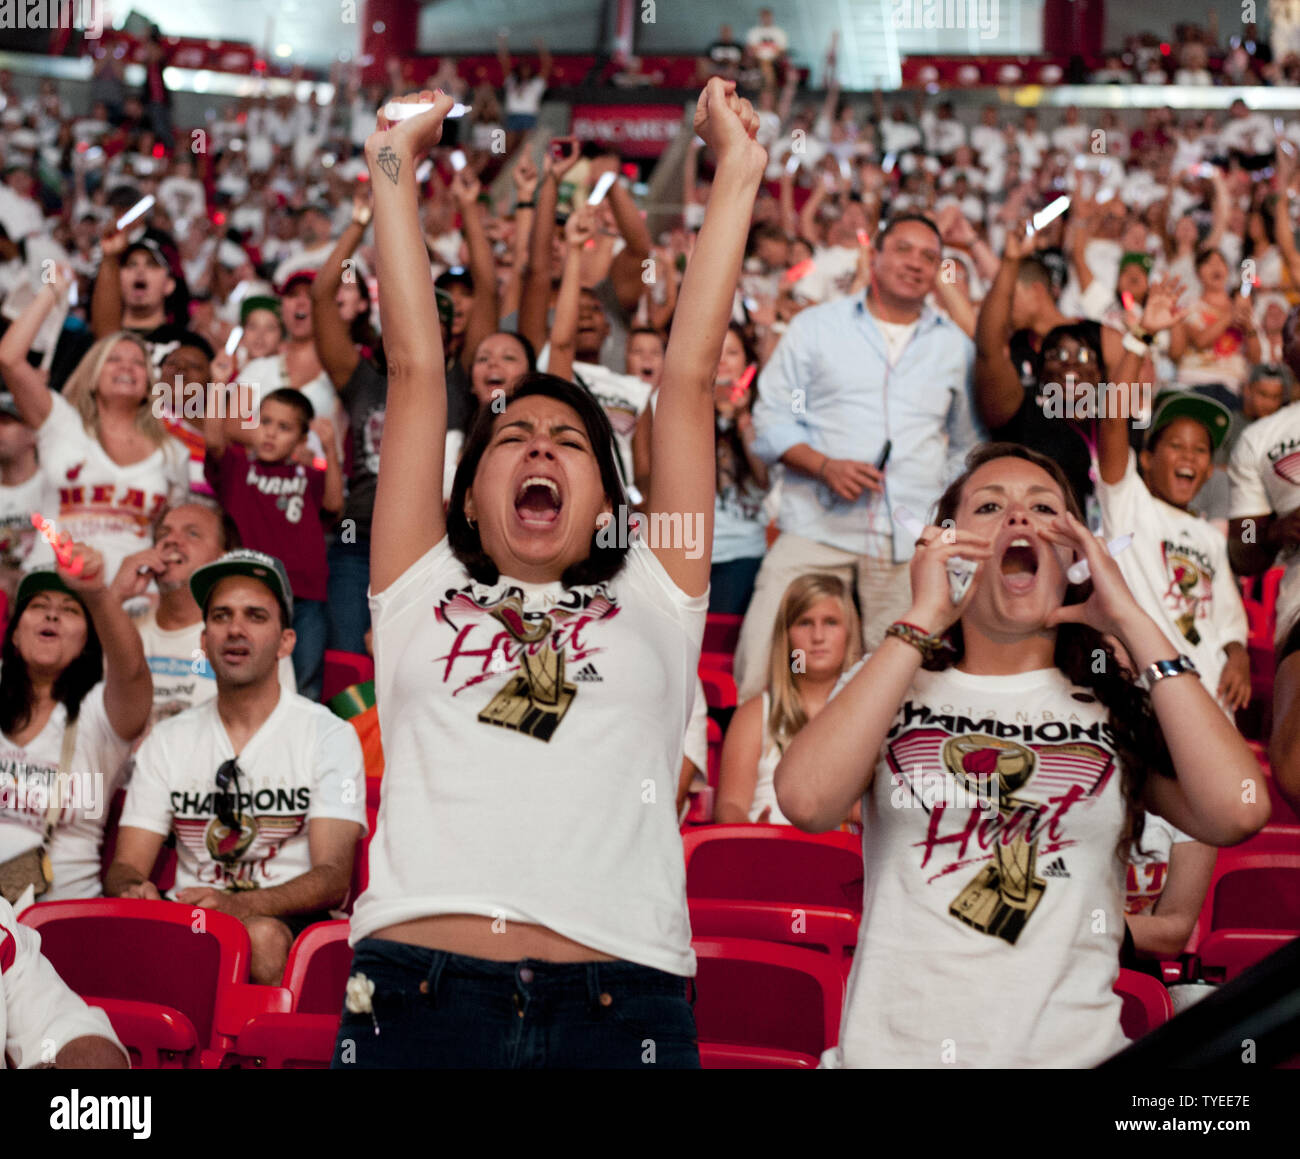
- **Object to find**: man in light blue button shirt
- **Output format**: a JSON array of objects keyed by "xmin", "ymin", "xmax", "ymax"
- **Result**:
[{"xmin": 734, "ymin": 213, "xmax": 985, "ymax": 698}]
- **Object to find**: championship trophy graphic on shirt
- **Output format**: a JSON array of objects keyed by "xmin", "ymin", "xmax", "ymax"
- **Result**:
[
  {"xmin": 477, "ymin": 597, "xmax": 577, "ymax": 741},
  {"xmin": 944, "ymin": 735, "xmax": 1046, "ymax": 945},
  {"xmin": 205, "ymin": 812, "xmax": 258, "ymax": 869},
  {"xmin": 1166, "ymin": 551, "xmax": 1207, "ymax": 646}
]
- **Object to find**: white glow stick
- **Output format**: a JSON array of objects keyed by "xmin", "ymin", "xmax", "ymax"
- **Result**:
[
  {"xmin": 1029, "ymin": 195, "xmax": 1070, "ymax": 235},
  {"xmin": 1066, "ymin": 533, "xmax": 1133, "ymax": 584},
  {"xmin": 383, "ymin": 101, "xmax": 472, "ymax": 121},
  {"xmin": 115, "ymin": 194, "xmax": 155, "ymax": 232},
  {"xmin": 894, "ymin": 505, "xmax": 975, "ymax": 605},
  {"xmin": 449, "ymin": 150, "xmax": 467, "ymax": 172},
  {"xmin": 224, "ymin": 326, "xmax": 243, "ymax": 357},
  {"xmin": 587, "ymin": 171, "xmax": 617, "ymax": 207},
  {"xmin": 784, "ymin": 154, "xmax": 800, "ymax": 175},
  {"xmin": 415, "ymin": 159, "xmax": 433, "ymax": 183}
]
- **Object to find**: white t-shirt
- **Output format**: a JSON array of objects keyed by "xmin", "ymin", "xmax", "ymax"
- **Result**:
[
  {"xmin": 550, "ymin": 358, "xmax": 652, "ymax": 491},
  {"xmin": 31, "ymin": 392, "xmax": 191, "ymax": 583},
  {"xmin": 504, "ymin": 75, "xmax": 547, "ymax": 117},
  {"xmin": 0, "ymin": 685, "xmax": 134, "ymax": 900},
  {"xmin": 1098, "ymin": 450, "xmax": 1248, "ymax": 701},
  {"xmin": 1125, "ymin": 812, "xmax": 1196, "ymax": 916},
  {"xmin": 131, "ymin": 608, "xmax": 297, "ymax": 730},
  {"xmin": 792, "ymin": 245, "xmax": 859, "ymax": 306},
  {"xmin": 120, "ymin": 689, "xmax": 366, "ymax": 894},
  {"xmin": 746, "ymin": 25, "xmax": 787, "ymax": 61},
  {"xmin": 0, "ymin": 471, "xmax": 58, "ymax": 572},
  {"xmin": 238, "ymin": 355, "xmax": 337, "ymax": 427},
  {"xmin": 875, "ymin": 317, "xmax": 920, "ymax": 368},
  {"xmin": 1228, "ymin": 399, "xmax": 1300, "ymax": 646},
  {"xmin": 352, "ymin": 535, "xmax": 705, "ymax": 976},
  {"xmin": 749, "ymin": 691, "xmax": 791, "ymax": 825},
  {"xmin": 1, "ymin": 896, "xmax": 122, "ymax": 1067},
  {"xmin": 830, "ymin": 662, "xmax": 1130, "ymax": 1068}
]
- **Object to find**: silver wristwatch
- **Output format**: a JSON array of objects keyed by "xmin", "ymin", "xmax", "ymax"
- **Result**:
[{"xmin": 1135, "ymin": 654, "xmax": 1197, "ymax": 692}]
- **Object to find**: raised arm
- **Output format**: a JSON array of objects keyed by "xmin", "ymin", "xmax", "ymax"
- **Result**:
[
  {"xmin": 365, "ymin": 91, "xmax": 458, "ymax": 593},
  {"xmin": 311, "ymin": 187, "xmax": 370, "ymax": 389},
  {"xmin": 605, "ymin": 159, "xmax": 655, "ymax": 312},
  {"xmin": 650, "ymin": 79, "xmax": 766, "ymax": 596},
  {"xmin": 519, "ymin": 138, "xmax": 580, "ymax": 353},
  {"xmin": 452, "ymin": 168, "xmax": 499, "ymax": 372},
  {"xmin": 500, "ymin": 155, "xmax": 539, "ymax": 320},
  {"xmin": 536, "ymin": 38, "xmax": 553, "ymax": 83},
  {"xmin": 0, "ymin": 280, "xmax": 63, "ymax": 428},
  {"xmin": 973, "ymin": 226, "xmax": 1032, "ymax": 429},
  {"xmin": 547, "ymin": 207, "xmax": 596, "ymax": 383},
  {"xmin": 714, "ymin": 696, "xmax": 765, "ymax": 823},
  {"xmin": 90, "ymin": 228, "xmax": 127, "ymax": 338}
]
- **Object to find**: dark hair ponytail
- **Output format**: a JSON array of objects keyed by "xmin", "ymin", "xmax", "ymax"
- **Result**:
[{"xmin": 932, "ymin": 443, "xmax": 1176, "ymax": 863}]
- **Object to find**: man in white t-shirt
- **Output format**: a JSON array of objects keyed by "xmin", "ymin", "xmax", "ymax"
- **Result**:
[
  {"xmin": 1228, "ymin": 395, "xmax": 1300, "ymax": 817},
  {"xmin": 1, "ymin": 896, "xmax": 128, "ymax": 1069},
  {"xmin": 109, "ymin": 502, "xmax": 296, "ymax": 731},
  {"xmin": 106, "ymin": 551, "xmax": 366, "ymax": 985}
]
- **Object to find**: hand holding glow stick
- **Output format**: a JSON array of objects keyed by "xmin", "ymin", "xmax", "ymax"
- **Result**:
[
  {"xmin": 586, "ymin": 171, "xmax": 617, "ymax": 207},
  {"xmin": 115, "ymin": 194, "xmax": 155, "ymax": 232},
  {"xmin": 30, "ymin": 513, "xmax": 84, "ymax": 576},
  {"xmin": 383, "ymin": 101, "xmax": 472, "ymax": 121},
  {"xmin": 894, "ymin": 505, "xmax": 975, "ymax": 605}
]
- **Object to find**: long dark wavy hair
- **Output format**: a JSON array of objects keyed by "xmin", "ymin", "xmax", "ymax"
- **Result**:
[
  {"xmin": 446, "ymin": 372, "xmax": 630, "ymax": 588},
  {"xmin": 0, "ymin": 587, "xmax": 104, "ymax": 736},
  {"xmin": 716, "ymin": 323, "xmax": 762, "ymax": 498},
  {"xmin": 931, "ymin": 443, "xmax": 1175, "ymax": 863}
]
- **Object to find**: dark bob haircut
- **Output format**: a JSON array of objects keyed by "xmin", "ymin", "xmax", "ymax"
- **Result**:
[
  {"xmin": 0, "ymin": 585, "xmax": 104, "ymax": 737},
  {"xmin": 446, "ymin": 372, "xmax": 630, "ymax": 588}
]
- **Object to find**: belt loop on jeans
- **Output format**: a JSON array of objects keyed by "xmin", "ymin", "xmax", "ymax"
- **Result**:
[
  {"xmin": 586, "ymin": 961, "xmax": 603, "ymax": 1007},
  {"xmin": 420, "ymin": 949, "xmax": 449, "ymax": 1004},
  {"xmin": 687, "ymin": 976, "xmax": 697, "ymax": 1007}
]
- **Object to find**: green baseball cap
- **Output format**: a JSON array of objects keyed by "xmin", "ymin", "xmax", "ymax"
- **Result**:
[
  {"xmin": 190, "ymin": 550, "xmax": 294, "ymax": 624},
  {"xmin": 239, "ymin": 295, "xmax": 282, "ymax": 327},
  {"xmin": 15, "ymin": 566, "xmax": 80, "ymax": 607},
  {"xmin": 1147, "ymin": 389, "xmax": 1233, "ymax": 451}
]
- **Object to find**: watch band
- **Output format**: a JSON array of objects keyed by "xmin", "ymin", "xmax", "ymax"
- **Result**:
[{"xmin": 1135, "ymin": 653, "xmax": 1197, "ymax": 692}]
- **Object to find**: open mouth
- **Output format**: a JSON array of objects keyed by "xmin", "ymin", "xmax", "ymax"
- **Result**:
[
  {"xmin": 37, "ymin": 626, "xmax": 59, "ymax": 640},
  {"xmin": 1173, "ymin": 467, "xmax": 1197, "ymax": 482},
  {"xmin": 221, "ymin": 643, "xmax": 251, "ymax": 662},
  {"xmin": 514, "ymin": 475, "xmax": 562, "ymax": 527},
  {"xmin": 999, "ymin": 536, "xmax": 1039, "ymax": 594},
  {"xmin": 130, "ymin": 277, "xmax": 150, "ymax": 293}
]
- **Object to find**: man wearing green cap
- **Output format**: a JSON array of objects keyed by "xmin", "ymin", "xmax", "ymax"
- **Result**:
[
  {"xmin": 1099, "ymin": 282, "xmax": 1251, "ymax": 713},
  {"xmin": 106, "ymin": 549, "xmax": 366, "ymax": 986}
]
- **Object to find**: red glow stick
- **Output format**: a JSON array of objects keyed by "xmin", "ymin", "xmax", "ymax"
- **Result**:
[
  {"xmin": 30, "ymin": 512, "xmax": 84, "ymax": 576},
  {"xmin": 783, "ymin": 258, "xmax": 814, "ymax": 284},
  {"xmin": 729, "ymin": 363, "xmax": 757, "ymax": 403}
]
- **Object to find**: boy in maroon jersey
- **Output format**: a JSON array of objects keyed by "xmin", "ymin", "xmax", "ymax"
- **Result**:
[{"xmin": 205, "ymin": 388, "xmax": 341, "ymax": 699}]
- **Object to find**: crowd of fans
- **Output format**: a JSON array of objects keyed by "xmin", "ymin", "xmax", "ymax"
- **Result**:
[{"xmin": 0, "ymin": 12, "xmax": 1298, "ymax": 1070}]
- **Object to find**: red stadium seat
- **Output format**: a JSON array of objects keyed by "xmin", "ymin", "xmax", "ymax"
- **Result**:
[
  {"xmin": 689, "ymin": 898, "xmax": 859, "ymax": 975},
  {"xmin": 1185, "ymin": 840, "xmax": 1300, "ymax": 953},
  {"xmin": 693, "ymin": 936, "xmax": 843, "ymax": 1058},
  {"xmin": 20, "ymin": 898, "xmax": 262, "ymax": 1066},
  {"xmin": 703, "ymin": 613, "xmax": 743, "ymax": 656},
  {"xmin": 282, "ymin": 920, "xmax": 353, "ymax": 1014},
  {"xmin": 322, "ymin": 650, "xmax": 375, "ymax": 703},
  {"xmin": 699, "ymin": 1042, "xmax": 819, "ymax": 1068},
  {"xmin": 99, "ymin": 788, "xmax": 177, "ymax": 893},
  {"xmin": 698, "ymin": 667, "xmax": 737, "ymax": 712},
  {"xmin": 1197, "ymin": 930, "xmax": 1299, "ymax": 983},
  {"xmin": 84, "ymin": 995, "xmax": 200, "ymax": 1069},
  {"xmin": 683, "ymin": 824, "xmax": 864, "ymax": 912},
  {"xmin": 1114, "ymin": 968, "xmax": 1174, "ymax": 1040}
]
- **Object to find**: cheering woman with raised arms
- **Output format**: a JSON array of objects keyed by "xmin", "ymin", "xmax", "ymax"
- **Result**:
[
  {"xmin": 333, "ymin": 80, "xmax": 766, "ymax": 1069},
  {"xmin": 776, "ymin": 444, "xmax": 1269, "ymax": 1068}
]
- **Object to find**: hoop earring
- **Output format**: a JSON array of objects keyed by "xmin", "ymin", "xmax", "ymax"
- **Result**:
[{"xmin": 466, "ymin": 514, "xmax": 477, "ymax": 529}]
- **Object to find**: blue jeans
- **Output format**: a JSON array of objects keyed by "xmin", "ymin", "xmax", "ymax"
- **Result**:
[
  {"xmin": 292, "ymin": 597, "xmax": 328, "ymax": 701},
  {"xmin": 709, "ymin": 556, "xmax": 764, "ymax": 615},
  {"xmin": 331, "ymin": 938, "xmax": 700, "ymax": 1069},
  {"xmin": 327, "ymin": 537, "xmax": 371, "ymax": 655}
]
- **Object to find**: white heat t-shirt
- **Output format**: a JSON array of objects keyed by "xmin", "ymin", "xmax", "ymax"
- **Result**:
[
  {"xmin": 120, "ymin": 689, "xmax": 366, "ymax": 893},
  {"xmin": 31, "ymin": 391, "xmax": 190, "ymax": 582},
  {"xmin": 832, "ymin": 662, "xmax": 1130, "ymax": 1068},
  {"xmin": 0, "ymin": 471, "xmax": 58, "ymax": 572},
  {"xmin": 0, "ymin": 685, "xmax": 133, "ymax": 899},
  {"xmin": 131, "ymin": 608, "xmax": 297, "ymax": 730},
  {"xmin": 1228, "ymin": 400, "xmax": 1300, "ymax": 647},
  {"xmin": 1098, "ymin": 450, "xmax": 1247, "ymax": 701},
  {"xmin": 352, "ymin": 536, "xmax": 706, "ymax": 976},
  {"xmin": 1125, "ymin": 812, "xmax": 1197, "ymax": 916},
  {"xmin": 1, "ymin": 896, "xmax": 123, "ymax": 1067}
]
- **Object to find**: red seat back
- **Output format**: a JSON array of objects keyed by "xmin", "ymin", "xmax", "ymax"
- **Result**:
[
  {"xmin": 322, "ymin": 650, "xmax": 375, "ymax": 703},
  {"xmin": 282, "ymin": 920, "xmax": 353, "ymax": 1014},
  {"xmin": 1114, "ymin": 968, "xmax": 1174, "ymax": 1040},
  {"xmin": 1197, "ymin": 929, "xmax": 1299, "ymax": 983},
  {"xmin": 702, "ymin": 614, "xmax": 742, "ymax": 656},
  {"xmin": 1211, "ymin": 866, "xmax": 1300, "ymax": 931},
  {"xmin": 689, "ymin": 899, "xmax": 859, "ymax": 971},
  {"xmin": 684, "ymin": 825, "xmax": 864, "ymax": 912},
  {"xmin": 21, "ymin": 898, "xmax": 249, "ymax": 1052},
  {"xmin": 698, "ymin": 667, "xmax": 737, "ymax": 712},
  {"xmin": 699, "ymin": 1042, "xmax": 818, "ymax": 1068},
  {"xmin": 693, "ymin": 936, "xmax": 843, "ymax": 1057}
]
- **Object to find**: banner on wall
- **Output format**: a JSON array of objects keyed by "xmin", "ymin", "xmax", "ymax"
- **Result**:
[{"xmin": 569, "ymin": 104, "xmax": 685, "ymax": 157}]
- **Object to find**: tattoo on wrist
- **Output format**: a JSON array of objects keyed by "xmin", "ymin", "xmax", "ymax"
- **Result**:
[{"xmin": 376, "ymin": 146, "xmax": 401, "ymax": 185}]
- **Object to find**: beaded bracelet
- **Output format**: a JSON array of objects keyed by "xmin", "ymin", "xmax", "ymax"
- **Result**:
[{"xmin": 884, "ymin": 620, "xmax": 954, "ymax": 662}]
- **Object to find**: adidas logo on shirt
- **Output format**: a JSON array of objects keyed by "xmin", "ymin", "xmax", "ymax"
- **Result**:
[
  {"xmin": 1041, "ymin": 856, "xmax": 1071, "ymax": 879},
  {"xmin": 573, "ymin": 662, "xmax": 603, "ymax": 683}
]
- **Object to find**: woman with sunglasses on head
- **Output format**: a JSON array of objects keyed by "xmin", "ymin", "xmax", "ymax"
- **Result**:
[
  {"xmin": 775, "ymin": 444, "xmax": 1269, "ymax": 1068},
  {"xmin": 333, "ymin": 79, "xmax": 766, "ymax": 1070},
  {"xmin": 0, "ymin": 541, "xmax": 152, "ymax": 904}
]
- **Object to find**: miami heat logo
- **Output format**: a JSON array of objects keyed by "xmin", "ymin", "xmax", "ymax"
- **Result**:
[
  {"xmin": 1163, "ymin": 548, "xmax": 1209, "ymax": 645},
  {"xmin": 205, "ymin": 812, "xmax": 258, "ymax": 863},
  {"xmin": 435, "ymin": 581, "xmax": 620, "ymax": 742},
  {"xmin": 942, "ymin": 736, "xmax": 1046, "ymax": 945}
]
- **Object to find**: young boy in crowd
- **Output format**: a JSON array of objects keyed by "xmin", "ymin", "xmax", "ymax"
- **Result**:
[
  {"xmin": 1096, "ymin": 386, "xmax": 1250, "ymax": 713},
  {"xmin": 204, "ymin": 388, "xmax": 341, "ymax": 700}
]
